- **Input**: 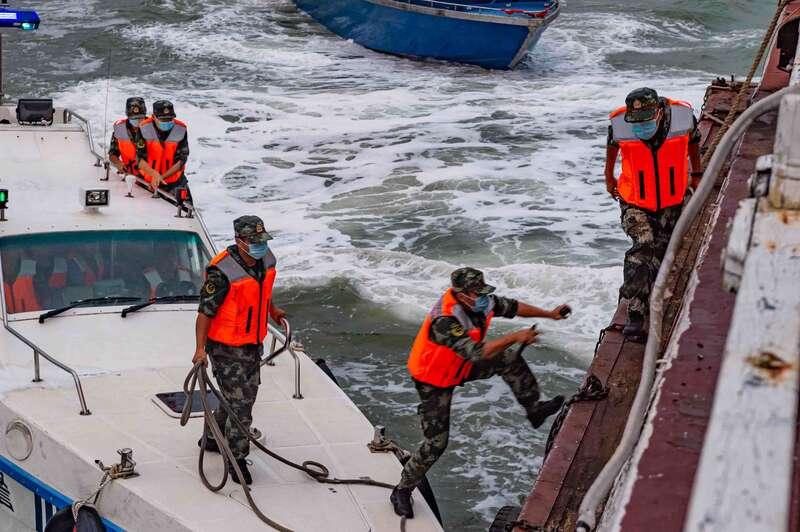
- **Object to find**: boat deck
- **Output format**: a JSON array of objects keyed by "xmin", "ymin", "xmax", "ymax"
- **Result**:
[
  {"xmin": 0, "ymin": 103, "xmax": 442, "ymax": 531},
  {"xmin": 1, "ymin": 345, "xmax": 441, "ymax": 531}
]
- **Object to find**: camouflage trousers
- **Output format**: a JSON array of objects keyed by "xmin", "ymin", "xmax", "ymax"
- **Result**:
[
  {"xmin": 208, "ymin": 348, "xmax": 261, "ymax": 459},
  {"xmin": 619, "ymin": 201, "xmax": 683, "ymax": 320},
  {"xmin": 398, "ymin": 347, "xmax": 541, "ymax": 489}
]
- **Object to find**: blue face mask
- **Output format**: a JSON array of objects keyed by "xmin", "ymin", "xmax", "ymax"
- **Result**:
[
  {"xmin": 128, "ymin": 118, "xmax": 140, "ymax": 127},
  {"xmin": 632, "ymin": 119, "xmax": 659, "ymax": 140},
  {"xmin": 156, "ymin": 119, "xmax": 174, "ymax": 132},
  {"xmin": 472, "ymin": 295, "xmax": 491, "ymax": 314},
  {"xmin": 246, "ymin": 242, "xmax": 269, "ymax": 260}
]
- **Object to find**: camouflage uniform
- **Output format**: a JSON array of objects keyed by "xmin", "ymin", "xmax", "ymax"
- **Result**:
[
  {"xmin": 198, "ymin": 217, "xmax": 274, "ymax": 459},
  {"xmin": 607, "ymin": 95, "xmax": 701, "ymax": 322},
  {"xmin": 618, "ymin": 202, "xmax": 683, "ymax": 319},
  {"xmin": 398, "ymin": 294, "xmax": 542, "ymax": 489}
]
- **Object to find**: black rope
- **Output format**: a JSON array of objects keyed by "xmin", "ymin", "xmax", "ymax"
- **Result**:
[
  {"xmin": 544, "ymin": 327, "xmax": 614, "ymax": 456},
  {"xmin": 181, "ymin": 363, "xmax": 398, "ymax": 532}
]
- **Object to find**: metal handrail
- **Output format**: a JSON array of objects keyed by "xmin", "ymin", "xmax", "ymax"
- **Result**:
[
  {"xmin": 64, "ymin": 108, "xmax": 103, "ymax": 167},
  {"xmin": 0, "ymin": 253, "xmax": 91, "ymax": 415},
  {"xmin": 126, "ymin": 174, "xmax": 196, "ymax": 218},
  {"xmin": 395, "ymin": 0, "xmax": 557, "ymax": 17},
  {"xmin": 263, "ymin": 318, "xmax": 303, "ymax": 399}
]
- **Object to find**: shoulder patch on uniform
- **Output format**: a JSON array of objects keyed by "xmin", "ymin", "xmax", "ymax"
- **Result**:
[
  {"xmin": 201, "ymin": 280, "xmax": 216, "ymax": 295},
  {"xmin": 449, "ymin": 323, "xmax": 465, "ymax": 337}
]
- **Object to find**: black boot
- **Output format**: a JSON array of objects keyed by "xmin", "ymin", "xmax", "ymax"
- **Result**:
[
  {"xmin": 230, "ymin": 458, "xmax": 252, "ymax": 485},
  {"xmin": 623, "ymin": 311, "xmax": 646, "ymax": 338},
  {"xmin": 197, "ymin": 436, "xmax": 220, "ymax": 454},
  {"xmin": 528, "ymin": 395, "xmax": 565, "ymax": 428},
  {"xmin": 390, "ymin": 486, "xmax": 414, "ymax": 518}
]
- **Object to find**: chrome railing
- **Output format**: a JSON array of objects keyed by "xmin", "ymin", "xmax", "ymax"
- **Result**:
[
  {"xmin": 128, "ymin": 175, "xmax": 196, "ymax": 218},
  {"xmin": 64, "ymin": 108, "xmax": 104, "ymax": 167},
  {"xmin": 263, "ymin": 318, "xmax": 303, "ymax": 399},
  {"xmin": 394, "ymin": 0, "xmax": 557, "ymax": 17},
  {"xmin": 0, "ymin": 254, "xmax": 91, "ymax": 415}
]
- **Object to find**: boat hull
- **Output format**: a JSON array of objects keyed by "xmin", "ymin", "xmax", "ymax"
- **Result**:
[
  {"xmin": 293, "ymin": 0, "xmax": 556, "ymax": 69},
  {"xmin": 0, "ymin": 454, "xmax": 123, "ymax": 532}
]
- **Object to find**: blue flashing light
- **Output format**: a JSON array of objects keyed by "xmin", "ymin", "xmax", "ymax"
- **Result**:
[{"xmin": 0, "ymin": 8, "xmax": 40, "ymax": 31}]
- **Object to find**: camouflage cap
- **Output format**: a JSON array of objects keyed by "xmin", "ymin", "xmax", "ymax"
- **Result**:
[
  {"xmin": 451, "ymin": 267, "xmax": 495, "ymax": 295},
  {"xmin": 624, "ymin": 87, "xmax": 660, "ymax": 123},
  {"xmin": 152, "ymin": 99, "xmax": 176, "ymax": 119},
  {"xmin": 125, "ymin": 97, "xmax": 146, "ymax": 119},
  {"xmin": 234, "ymin": 215, "xmax": 273, "ymax": 243}
]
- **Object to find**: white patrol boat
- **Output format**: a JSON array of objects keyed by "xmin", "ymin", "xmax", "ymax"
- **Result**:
[{"xmin": 0, "ymin": 6, "xmax": 442, "ymax": 532}]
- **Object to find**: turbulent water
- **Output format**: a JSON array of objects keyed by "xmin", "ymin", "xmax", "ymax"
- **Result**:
[{"xmin": 3, "ymin": 1, "xmax": 773, "ymax": 529}]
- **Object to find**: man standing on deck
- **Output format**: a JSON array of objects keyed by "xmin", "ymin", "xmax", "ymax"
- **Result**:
[
  {"xmin": 192, "ymin": 215, "xmax": 286, "ymax": 485},
  {"xmin": 605, "ymin": 88, "xmax": 703, "ymax": 337},
  {"xmin": 390, "ymin": 267, "xmax": 569, "ymax": 518},
  {"xmin": 108, "ymin": 97, "xmax": 148, "ymax": 176}
]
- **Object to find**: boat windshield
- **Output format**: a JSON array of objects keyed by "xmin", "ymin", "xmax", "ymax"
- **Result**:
[{"xmin": 0, "ymin": 230, "xmax": 211, "ymax": 314}]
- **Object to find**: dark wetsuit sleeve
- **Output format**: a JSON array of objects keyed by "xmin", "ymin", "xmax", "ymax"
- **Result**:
[
  {"xmin": 108, "ymin": 134, "xmax": 120, "ymax": 157},
  {"xmin": 491, "ymin": 295, "xmax": 518, "ymax": 318},
  {"xmin": 198, "ymin": 265, "xmax": 230, "ymax": 317},
  {"xmin": 430, "ymin": 316, "xmax": 484, "ymax": 363}
]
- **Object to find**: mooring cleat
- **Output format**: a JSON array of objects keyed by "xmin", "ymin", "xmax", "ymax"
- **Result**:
[
  {"xmin": 529, "ymin": 395, "xmax": 566, "ymax": 429},
  {"xmin": 390, "ymin": 486, "xmax": 414, "ymax": 519}
]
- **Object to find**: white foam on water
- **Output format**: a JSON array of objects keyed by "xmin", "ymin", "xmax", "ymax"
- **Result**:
[{"xmin": 43, "ymin": 2, "xmax": 766, "ymax": 525}]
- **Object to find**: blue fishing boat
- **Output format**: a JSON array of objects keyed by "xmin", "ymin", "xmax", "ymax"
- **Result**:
[{"xmin": 292, "ymin": 0, "xmax": 560, "ymax": 70}]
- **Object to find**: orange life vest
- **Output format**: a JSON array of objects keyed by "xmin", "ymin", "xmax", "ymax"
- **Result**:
[
  {"xmin": 609, "ymin": 99, "xmax": 695, "ymax": 211},
  {"xmin": 112, "ymin": 118, "xmax": 142, "ymax": 176},
  {"xmin": 407, "ymin": 289, "xmax": 494, "ymax": 388},
  {"xmin": 139, "ymin": 117, "xmax": 188, "ymax": 186},
  {"xmin": 49, "ymin": 256, "xmax": 97, "ymax": 289},
  {"xmin": 12, "ymin": 259, "xmax": 40, "ymax": 313},
  {"xmin": 4, "ymin": 282, "xmax": 14, "ymax": 314},
  {"xmin": 207, "ymin": 249, "xmax": 277, "ymax": 347}
]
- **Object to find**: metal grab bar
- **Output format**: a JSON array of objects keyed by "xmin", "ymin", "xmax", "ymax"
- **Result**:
[
  {"xmin": 5, "ymin": 323, "xmax": 91, "ymax": 415},
  {"xmin": 0, "ymin": 251, "xmax": 91, "ymax": 415},
  {"xmin": 263, "ymin": 317, "xmax": 292, "ymax": 364},
  {"xmin": 130, "ymin": 174, "xmax": 197, "ymax": 217},
  {"xmin": 262, "ymin": 318, "xmax": 303, "ymax": 399},
  {"xmin": 64, "ymin": 108, "xmax": 103, "ymax": 167}
]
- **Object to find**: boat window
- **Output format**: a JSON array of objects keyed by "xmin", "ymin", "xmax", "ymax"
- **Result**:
[{"xmin": 0, "ymin": 230, "xmax": 211, "ymax": 314}]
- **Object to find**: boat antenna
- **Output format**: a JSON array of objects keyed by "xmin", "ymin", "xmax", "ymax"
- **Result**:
[
  {"xmin": 101, "ymin": 46, "xmax": 112, "ymax": 179},
  {"xmin": 0, "ymin": 0, "xmax": 6, "ymax": 103},
  {"xmin": 102, "ymin": 49, "xmax": 112, "ymax": 154}
]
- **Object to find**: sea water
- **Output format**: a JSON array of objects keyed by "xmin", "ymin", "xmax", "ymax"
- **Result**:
[{"xmin": 2, "ymin": 0, "xmax": 771, "ymax": 528}]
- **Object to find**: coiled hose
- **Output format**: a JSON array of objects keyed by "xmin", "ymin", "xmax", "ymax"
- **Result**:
[{"xmin": 180, "ymin": 362, "xmax": 398, "ymax": 532}]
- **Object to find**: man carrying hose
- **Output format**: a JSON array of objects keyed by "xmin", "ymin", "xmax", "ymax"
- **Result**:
[
  {"xmin": 605, "ymin": 88, "xmax": 703, "ymax": 337},
  {"xmin": 391, "ymin": 267, "xmax": 569, "ymax": 518},
  {"xmin": 192, "ymin": 215, "xmax": 286, "ymax": 485}
]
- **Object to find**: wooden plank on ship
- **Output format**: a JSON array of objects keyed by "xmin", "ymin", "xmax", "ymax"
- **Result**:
[
  {"xmin": 684, "ymin": 207, "xmax": 800, "ymax": 532},
  {"xmin": 685, "ymin": 93, "xmax": 800, "ymax": 532}
]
